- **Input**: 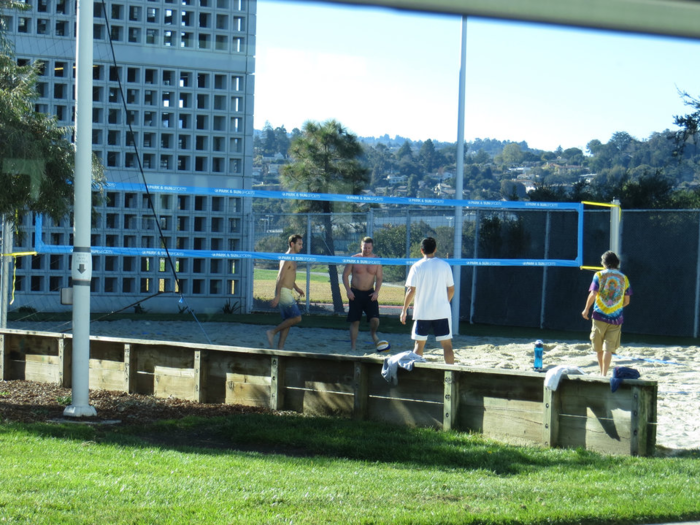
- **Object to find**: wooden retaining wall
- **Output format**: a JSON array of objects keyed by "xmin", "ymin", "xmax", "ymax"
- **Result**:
[{"xmin": 0, "ymin": 329, "xmax": 657, "ymax": 456}]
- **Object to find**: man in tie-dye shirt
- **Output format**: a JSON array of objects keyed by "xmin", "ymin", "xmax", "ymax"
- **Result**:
[{"xmin": 582, "ymin": 251, "xmax": 632, "ymax": 376}]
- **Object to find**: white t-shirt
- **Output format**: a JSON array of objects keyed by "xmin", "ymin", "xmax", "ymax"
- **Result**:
[{"xmin": 405, "ymin": 256, "xmax": 454, "ymax": 320}]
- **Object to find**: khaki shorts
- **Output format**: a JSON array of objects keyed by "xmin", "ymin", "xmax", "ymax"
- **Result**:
[{"xmin": 590, "ymin": 319, "xmax": 622, "ymax": 353}]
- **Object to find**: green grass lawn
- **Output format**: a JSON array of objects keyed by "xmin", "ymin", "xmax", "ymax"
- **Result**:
[
  {"xmin": 253, "ymin": 268, "xmax": 406, "ymax": 306},
  {"xmin": 1, "ymin": 414, "xmax": 699, "ymax": 524}
]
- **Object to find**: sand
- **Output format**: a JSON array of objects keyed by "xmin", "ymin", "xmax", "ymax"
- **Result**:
[{"xmin": 8, "ymin": 319, "xmax": 699, "ymax": 452}]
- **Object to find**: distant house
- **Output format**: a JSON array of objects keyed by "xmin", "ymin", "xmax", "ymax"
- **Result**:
[
  {"xmin": 386, "ymin": 174, "xmax": 407, "ymax": 184},
  {"xmin": 436, "ymin": 183, "xmax": 455, "ymax": 197}
]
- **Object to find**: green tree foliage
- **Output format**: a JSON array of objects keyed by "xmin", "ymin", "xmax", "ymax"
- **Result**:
[
  {"xmin": 0, "ymin": 12, "xmax": 104, "ymax": 224},
  {"xmin": 419, "ymin": 139, "xmax": 440, "ymax": 173},
  {"xmin": 500, "ymin": 143, "xmax": 524, "ymax": 166},
  {"xmin": 280, "ymin": 119, "xmax": 368, "ymax": 312},
  {"xmin": 261, "ymin": 122, "xmax": 276, "ymax": 156},
  {"xmin": 274, "ymin": 125, "xmax": 290, "ymax": 157}
]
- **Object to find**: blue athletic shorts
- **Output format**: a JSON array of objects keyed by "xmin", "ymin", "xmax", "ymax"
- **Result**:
[{"xmin": 411, "ymin": 318, "xmax": 452, "ymax": 341}]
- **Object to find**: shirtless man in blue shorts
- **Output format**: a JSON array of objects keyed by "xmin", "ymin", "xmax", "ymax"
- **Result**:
[
  {"xmin": 266, "ymin": 234, "xmax": 305, "ymax": 349},
  {"xmin": 342, "ymin": 237, "xmax": 383, "ymax": 352}
]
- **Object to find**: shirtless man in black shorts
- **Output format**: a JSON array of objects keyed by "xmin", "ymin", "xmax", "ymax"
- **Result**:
[{"xmin": 342, "ymin": 237, "xmax": 383, "ymax": 352}]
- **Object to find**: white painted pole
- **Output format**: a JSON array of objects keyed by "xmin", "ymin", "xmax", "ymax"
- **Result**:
[
  {"xmin": 610, "ymin": 198, "xmax": 621, "ymax": 255},
  {"xmin": 451, "ymin": 16, "xmax": 467, "ymax": 335},
  {"xmin": 539, "ymin": 211, "xmax": 551, "ymax": 329},
  {"xmin": 64, "ymin": 0, "xmax": 96, "ymax": 417},
  {"xmin": 1, "ymin": 217, "xmax": 11, "ymax": 329}
]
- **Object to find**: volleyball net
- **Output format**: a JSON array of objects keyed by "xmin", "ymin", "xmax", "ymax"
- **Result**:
[{"xmin": 34, "ymin": 182, "xmax": 585, "ymax": 268}]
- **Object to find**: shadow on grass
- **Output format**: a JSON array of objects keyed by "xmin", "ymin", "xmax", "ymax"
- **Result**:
[{"xmin": 11, "ymin": 411, "xmax": 694, "ymax": 476}]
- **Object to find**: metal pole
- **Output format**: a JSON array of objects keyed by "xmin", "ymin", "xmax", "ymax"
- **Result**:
[
  {"xmin": 64, "ymin": 0, "xmax": 96, "ymax": 417},
  {"xmin": 539, "ymin": 211, "xmax": 551, "ymax": 329},
  {"xmin": 470, "ymin": 210, "xmax": 479, "ymax": 324},
  {"xmin": 610, "ymin": 198, "xmax": 621, "ymax": 255},
  {"xmin": 306, "ymin": 214, "xmax": 311, "ymax": 312},
  {"xmin": 367, "ymin": 208, "xmax": 374, "ymax": 238},
  {"xmin": 694, "ymin": 211, "xmax": 700, "ymax": 338},
  {"xmin": 405, "ymin": 208, "xmax": 411, "ymax": 280},
  {"xmin": 246, "ymin": 209, "xmax": 255, "ymax": 314},
  {"xmin": 1, "ymin": 217, "xmax": 11, "ymax": 329},
  {"xmin": 451, "ymin": 15, "xmax": 467, "ymax": 335}
]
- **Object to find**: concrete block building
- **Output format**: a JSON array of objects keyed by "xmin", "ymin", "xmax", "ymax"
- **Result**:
[{"xmin": 3, "ymin": 0, "xmax": 257, "ymax": 315}]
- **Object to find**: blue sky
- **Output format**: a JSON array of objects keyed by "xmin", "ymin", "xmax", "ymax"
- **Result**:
[{"xmin": 254, "ymin": 1, "xmax": 700, "ymax": 152}]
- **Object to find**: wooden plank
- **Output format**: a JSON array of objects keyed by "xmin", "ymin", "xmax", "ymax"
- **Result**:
[
  {"xmin": 304, "ymin": 381, "xmax": 354, "ymax": 394},
  {"xmin": 458, "ymin": 397, "xmax": 543, "ymax": 445},
  {"xmin": 228, "ymin": 373, "xmax": 272, "ymax": 386},
  {"xmin": 369, "ymin": 397, "xmax": 443, "ymax": 428},
  {"xmin": 154, "ymin": 365, "xmax": 196, "ymax": 401},
  {"xmin": 558, "ymin": 413, "xmax": 632, "ymax": 455},
  {"xmin": 132, "ymin": 345, "xmax": 194, "ymax": 373},
  {"xmin": 270, "ymin": 357, "xmax": 284, "ymax": 411},
  {"xmin": 25, "ymin": 355, "xmax": 60, "ymax": 384},
  {"xmin": 647, "ymin": 385, "xmax": 658, "ymax": 455},
  {"xmin": 458, "ymin": 371, "xmax": 544, "ymax": 403},
  {"xmin": 89, "ymin": 356, "xmax": 126, "ymax": 391},
  {"xmin": 284, "ymin": 358, "xmax": 354, "ymax": 390},
  {"xmin": 302, "ymin": 389, "xmax": 353, "ymax": 416},
  {"xmin": 353, "ymin": 362, "xmax": 368, "ymax": 421},
  {"xmin": 559, "ymin": 381, "xmax": 634, "ymax": 415},
  {"xmin": 443, "ymin": 370, "xmax": 459, "ymax": 431},
  {"xmin": 9, "ymin": 360, "xmax": 25, "ymax": 380},
  {"xmin": 89, "ymin": 367, "xmax": 126, "ymax": 392},
  {"xmin": 89, "ymin": 340, "xmax": 125, "ymax": 363},
  {"xmin": 542, "ymin": 386, "xmax": 560, "ymax": 448},
  {"xmin": 368, "ymin": 366, "xmax": 444, "ymax": 403},
  {"xmin": 630, "ymin": 385, "xmax": 656, "ymax": 456},
  {"xmin": 226, "ymin": 381, "xmax": 270, "ymax": 407}
]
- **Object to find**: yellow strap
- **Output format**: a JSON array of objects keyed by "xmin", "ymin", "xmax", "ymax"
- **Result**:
[
  {"xmin": 580, "ymin": 265, "xmax": 604, "ymax": 271},
  {"xmin": 1, "ymin": 251, "xmax": 38, "ymax": 257},
  {"xmin": 581, "ymin": 200, "xmax": 622, "ymax": 220}
]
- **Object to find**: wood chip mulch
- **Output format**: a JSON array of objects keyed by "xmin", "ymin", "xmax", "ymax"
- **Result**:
[{"xmin": 0, "ymin": 379, "xmax": 269, "ymax": 425}]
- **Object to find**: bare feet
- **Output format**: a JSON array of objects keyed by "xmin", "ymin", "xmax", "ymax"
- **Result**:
[{"xmin": 266, "ymin": 329, "xmax": 275, "ymax": 348}]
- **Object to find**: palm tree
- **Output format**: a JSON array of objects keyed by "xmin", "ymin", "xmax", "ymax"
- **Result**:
[{"xmin": 281, "ymin": 120, "xmax": 369, "ymax": 313}]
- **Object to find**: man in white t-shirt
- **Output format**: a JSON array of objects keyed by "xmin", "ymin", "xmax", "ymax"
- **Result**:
[{"xmin": 400, "ymin": 237, "xmax": 455, "ymax": 364}]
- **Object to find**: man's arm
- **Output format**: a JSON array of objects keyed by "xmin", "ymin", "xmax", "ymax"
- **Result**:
[
  {"xmin": 582, "ymin": 290, "xmax": 596, "ymax": 320},
  {"xmin": 447, "ymin": 285, "xmax": 454, "ymax": 303},
  {"xmin": 623, "ymin": 295, "xmax": 630, "ymax": 307},
  {"xmin": 400, "ymin": 286, "xmax": 416, "ymax": 325},
  {"xmin": 270, "ymin": 260, "xmax": 287, "ymax": 307},
  {"xmin": 371, "ymin": 264, "xmax": 383, "ymax": 301},
  {"xmin": 342, "ymin": 263, "xmax": 354, "ymax": 300}
]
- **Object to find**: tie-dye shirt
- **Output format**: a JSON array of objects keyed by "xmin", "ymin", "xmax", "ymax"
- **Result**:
[{"xmin": 590, "ymin": 269, "xmax": 632, "ymax": 325}]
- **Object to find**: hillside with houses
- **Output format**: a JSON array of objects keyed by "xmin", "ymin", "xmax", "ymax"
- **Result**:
[{"xmin": 253, "ymin": 123, "xmax": 700, "ymax": 210}]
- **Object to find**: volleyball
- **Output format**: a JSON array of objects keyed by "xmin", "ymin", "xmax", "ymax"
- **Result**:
[{"xmin": 376, "ymin": 340, "xmax": 391, "ymax": 352}]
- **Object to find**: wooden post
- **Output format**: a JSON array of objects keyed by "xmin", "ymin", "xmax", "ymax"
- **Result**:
[
  {"xmin": 58, "ymin": 338, "xmax": 70, "ymax": 387},
  {"xmin": 124, "ymin": 343, "xmax": 136, "ymax": 393},
  {"xmin": 542, "ymin": 385, "xmax": 560, "ymax": 448},
  {"xmin": 270, "ymin": 356, "xmax": 285, "ymax": 410},
  {"xmin": 353, "ymin": 362, "xmax": 368, "ymax": 420},
  {"xmin": 630, "ymin": 386, "xmax": 651, "ymax": 456},
  {"xmin": 0, "ymin": 334, "xmax": 6, "ymax": 380},
  {"xmin": 443, "ymin": 370, "xmax": 459, "ymax": 431},
  {"xmin": 194, "ymin": 350, "xmax": 206, "ymax": 403}
]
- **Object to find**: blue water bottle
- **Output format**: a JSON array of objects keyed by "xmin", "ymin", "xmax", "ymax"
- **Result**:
[{"xmin": 534, "ymin": 340, "xmax": 544, "ymax": 371}]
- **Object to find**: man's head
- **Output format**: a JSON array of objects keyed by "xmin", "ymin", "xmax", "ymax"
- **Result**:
[
  {"xmin": 288, "ymin": 234, "xmax": 303, "ymax": 253},
  {"xmin": 361, "ymin": 237, "xmax": 373, "ymax": 256},
  {"xmin": 601, "ymin": 250, "xmax": 620, "ymax": 269},
  {"xmin": 420, "ymin": 237, "xmax": 437, "ymax": 256}
]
